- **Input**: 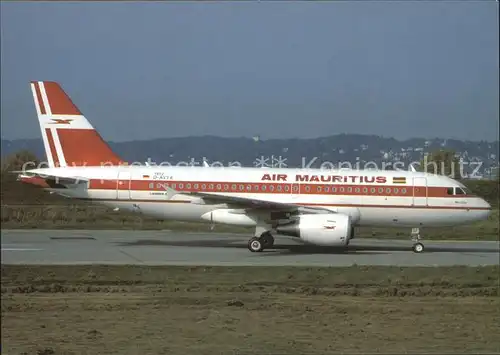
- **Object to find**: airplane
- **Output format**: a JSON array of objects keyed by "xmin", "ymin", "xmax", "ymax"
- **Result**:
[{"xmin": 17, "ymin": 81, "xmax": 492, "ymax": 254}]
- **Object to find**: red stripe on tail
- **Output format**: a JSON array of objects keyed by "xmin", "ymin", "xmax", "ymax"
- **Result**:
[
  {"xmin": 57, "ymin": 129, "xmax": 123, "ymax": 166},
  {"xmin": 43, "ymin": 82, "xmax": 82, "ymax": 115},
  {"xmin": 45, "ymin": 128, "xmax": 60, "ymax": 167},
  {"xmin": 33, "ymin": 82, "xmax": 46, "ymax": 115}
]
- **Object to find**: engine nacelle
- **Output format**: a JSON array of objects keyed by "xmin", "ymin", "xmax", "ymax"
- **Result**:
[
  {"xmin": 276, "ymin": 213, "xmax": 351, "ymax": 246},
  {"xmin": 201, "ymin": 209, "xmax": 257, "ymax": 226},
  {"xmin": 325, "ymin": 207, "xmax": 360, "ymax": 224}
]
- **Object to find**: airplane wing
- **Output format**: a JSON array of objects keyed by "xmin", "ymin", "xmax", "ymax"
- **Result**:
[
  {"xmin": 194, "ymin": 191, "xmax": 300, "ymax": 210},
  {"xmin": 161, "ymin": 185, "xmax": 333, "ymax": 214},
  {"xmin": 16, "ymin": 170, "xmax": 333, "ymax": 215}
]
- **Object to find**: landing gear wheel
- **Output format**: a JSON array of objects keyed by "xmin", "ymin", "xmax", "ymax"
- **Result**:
[
  {"xmin": 260, "ymin": 232, "xmax": 275, "ymax": 248},
  {"xmin": 412, "ymin": 242, "xmax": 424, "ymax": 253},
  {"xmin": 410, "ymin": 228, "xmax": 424, "ymax": 253},
  {"xmin": 248, "ymin": 237, "xmax": 264, "ymax": 252}
]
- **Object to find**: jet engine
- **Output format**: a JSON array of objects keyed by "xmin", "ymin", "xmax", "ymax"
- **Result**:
[{"xmin": 276, "ymin": 213, "xmax": 351, "ymax": 246}]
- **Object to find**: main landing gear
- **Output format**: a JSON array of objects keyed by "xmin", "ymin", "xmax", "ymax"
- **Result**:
[
  {"xmin": 411, "ymin": 228, "xmax": 424, "ymax": 253},
  {"xmin": 247, "ymin": 231, "xmax": 274, "ymax": 252}
]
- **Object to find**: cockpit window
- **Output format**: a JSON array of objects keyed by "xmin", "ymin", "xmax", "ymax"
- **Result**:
[
  {"xmin": 461, "ymin": 187, "xmax": 471, "ymax": 195},
  {"xmin": 447, "ymin": 187, "xmax": 471, "ymax": 195}
]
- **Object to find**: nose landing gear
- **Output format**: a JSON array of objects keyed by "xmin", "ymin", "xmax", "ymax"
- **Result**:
[{"xmin": 411, "ymin": 228, "xmax": 424, "ymax": 253}]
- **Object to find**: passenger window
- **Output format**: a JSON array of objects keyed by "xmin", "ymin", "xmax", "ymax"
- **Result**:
[
  {"xmin": 324, "ymin": 187, "xmax": 329, "ymax": 192},
  {"xmin": 447, "ymin": 188, "xmax": 454, "ymax": 195}
]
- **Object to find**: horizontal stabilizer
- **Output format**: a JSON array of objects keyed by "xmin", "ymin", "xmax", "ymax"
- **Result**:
[{"xmin": 16, "ymin": 171, "xmax": 88, "ymax": 187}]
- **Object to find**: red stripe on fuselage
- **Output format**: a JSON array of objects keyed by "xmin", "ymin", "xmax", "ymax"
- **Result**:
[{"xmin": 87, "ymin": 179, "xmax": 473, "ymax": 198}]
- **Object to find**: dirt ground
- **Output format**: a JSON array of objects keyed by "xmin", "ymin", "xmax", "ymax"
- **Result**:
[{"xmin": 2, "ymin": 265, "xmax": 499, "ymax": 355}]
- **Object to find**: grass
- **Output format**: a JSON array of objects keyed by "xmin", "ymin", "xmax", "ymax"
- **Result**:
[
  {"xmin": 1, "ymin": 204, "xmax": 499, "ymax": 241},
  {"xmin": 1, "ymin": 265, "xmax": 500, "ymax": 354}
]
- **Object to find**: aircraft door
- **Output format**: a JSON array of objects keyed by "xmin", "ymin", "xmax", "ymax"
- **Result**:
[
  {"xmin": 412, "ymin": 177, "xmax": 428, "ymax": 206},
  {"xmin": 116, "ymin": 171, "xmax": 131, "ymax": 200}
]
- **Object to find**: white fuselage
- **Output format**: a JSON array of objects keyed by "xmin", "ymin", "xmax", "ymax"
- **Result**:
[{"xmin": 24, "ymin": 165, "xmax": 492, "ymax": 228}]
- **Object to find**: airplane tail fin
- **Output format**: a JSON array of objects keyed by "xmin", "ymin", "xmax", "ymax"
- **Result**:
[{"xmin": 30, "ymin": 81, "xmax": 124, "ymax": 167}]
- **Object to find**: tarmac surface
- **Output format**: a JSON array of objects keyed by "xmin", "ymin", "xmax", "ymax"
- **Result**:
[{"xmin": 1, "ymin": 229, "xmax": 499, "ymax": 267}]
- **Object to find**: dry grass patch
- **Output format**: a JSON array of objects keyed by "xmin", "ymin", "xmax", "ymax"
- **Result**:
[{"xmin": 2, "ymin": 265, "xmax": 499, "ymax": 354}]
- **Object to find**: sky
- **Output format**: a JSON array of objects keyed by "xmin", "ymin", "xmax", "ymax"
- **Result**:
[{"xmin": 1, "ymin": 1, "xmax": 498, "ymax": 142}]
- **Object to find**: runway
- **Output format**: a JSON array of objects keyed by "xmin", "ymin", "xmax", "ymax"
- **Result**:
[{"xmin": 1, "ymin": 229, "xmax": 499, "ymax": 267}]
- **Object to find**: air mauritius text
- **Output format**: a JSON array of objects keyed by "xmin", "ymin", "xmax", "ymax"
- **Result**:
[{"xmin": 262, "ymin": 174, "xmax": 387, "ymax": 183}]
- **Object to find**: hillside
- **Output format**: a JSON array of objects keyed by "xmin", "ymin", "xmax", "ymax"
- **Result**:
[{"xmin": 2, "ymin": 134, "xmax": 499, "ymax": 177}]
